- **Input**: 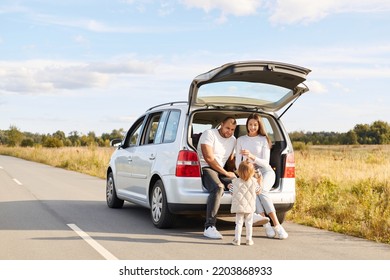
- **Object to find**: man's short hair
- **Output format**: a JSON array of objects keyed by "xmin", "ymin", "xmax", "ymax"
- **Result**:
[{"xmin": 222, "ymin": 116, "xmax": 237, "ymax": 125}]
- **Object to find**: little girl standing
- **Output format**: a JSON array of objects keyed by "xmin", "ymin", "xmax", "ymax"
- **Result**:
[{"xmin": 230, "ymin": 160, "xmax": 261, "ymax": 246}]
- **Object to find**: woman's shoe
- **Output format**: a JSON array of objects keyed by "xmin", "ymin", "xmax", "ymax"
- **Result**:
[
  {"xmin": 253, "ymin": 213, "xmax": 270, "ymax": 226},
  {"xmin": 274, "ymin": 225, "xmax": 288, "ymax": 239},
  {"xmin": 264, "ymin": 222, "xmax": 276, "ymax": 238}
]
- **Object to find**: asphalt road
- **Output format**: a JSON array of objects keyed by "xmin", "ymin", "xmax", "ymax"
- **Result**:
[{"xmin": 1, "ymin": 155, "xmax": 390, "ymax": 260}]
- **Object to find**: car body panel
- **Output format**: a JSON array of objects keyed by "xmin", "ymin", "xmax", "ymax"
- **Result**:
[{"xmin": 189, "ymin": 61, "xmax": 311, "ymax": 112}]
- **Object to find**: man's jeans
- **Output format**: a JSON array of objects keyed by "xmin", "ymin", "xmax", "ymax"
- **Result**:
[{"xmin": 202, "ymin": 167, "xmax": 232, "ymax": 229}]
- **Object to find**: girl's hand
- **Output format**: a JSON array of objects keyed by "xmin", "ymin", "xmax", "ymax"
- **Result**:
[
  {"xmin": 228, "ymin": 183, "xmax": 233, "ymax": 195},
  {"xmin": 241, "ymin": 149, "xmax": 254, "ymax": 161},
  {"xmin": 256, "ymin": 172, "xmax": 263, "ymax": 187}
]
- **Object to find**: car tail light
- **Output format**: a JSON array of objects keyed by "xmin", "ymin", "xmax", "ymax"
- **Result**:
[
  {"xmin": 176, "ymin": 150, "xmax": 201, "ymax": 177},
  {"xmin": 283, "ymin": 152, "xmax": 295, "ymax": 178}
]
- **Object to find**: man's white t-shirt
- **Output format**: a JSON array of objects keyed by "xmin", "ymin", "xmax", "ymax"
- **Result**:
[{"xmin": 197, "ymin": 129, "xmax": 236, "ymax": 169}]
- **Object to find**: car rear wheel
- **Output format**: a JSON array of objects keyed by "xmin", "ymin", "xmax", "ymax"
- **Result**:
[
  {"xmin": 276, "ymin": 211, "xmax": 286, "ymax": 224},
  {"xmin": 106, "ymin": 172, "xmax": 124, "ymax": 208},
  {"xmin": 150, "ymin": 179, "xmax": 175, "ymax": 228}
]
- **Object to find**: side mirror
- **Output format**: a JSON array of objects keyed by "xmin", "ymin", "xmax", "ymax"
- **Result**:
[{"xmin": 110, "ymin": 138, "xmax": 122, "ymax": 147}]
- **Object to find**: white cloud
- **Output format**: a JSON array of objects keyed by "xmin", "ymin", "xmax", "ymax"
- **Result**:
[
  {"xmin": 0, "ymin": 59, "xmax": 159, "ymax": 94},
  {"xmin": 305, "ymin": 80, "xmax": 327, "ymax": 94},
  {"xmin": 181, "ymin": 0, "xmax": 261, "ymax": 23},
  {"xmin": 30, "ymin": 12, "xmax": 182, "ymax": 33},
  {"xmin": 179, "ymin": 0, "xmax": 390, "ymax": 25},
  {"xmin": 267, "ymin": 0, "xmax": 390, "ymax": 24},
  {"xmin": 331, "ymin": 82, "xmax": 351, "ymax": 93},
  {"xmin": 183, "ymin": 0, "xmax": 261, "ymax": 15}
]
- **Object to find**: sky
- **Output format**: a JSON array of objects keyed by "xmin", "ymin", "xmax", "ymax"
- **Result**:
[{"xmin": 1, "ymin": 0, "xmax": 390, "ymax": 136}]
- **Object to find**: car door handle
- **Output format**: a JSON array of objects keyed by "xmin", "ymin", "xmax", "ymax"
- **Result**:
[
  {"xmin": 127, "ymin": 156, "xmax": 132, "ymax": 162},
  {"xmin": 149, "ymin": 154, "xmax": 156, "ymax": 160}
]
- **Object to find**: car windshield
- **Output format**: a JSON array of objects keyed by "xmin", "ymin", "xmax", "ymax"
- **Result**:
[{"xmin": 196, "ymin": 81, "xmax": 291, "ymax": 106}]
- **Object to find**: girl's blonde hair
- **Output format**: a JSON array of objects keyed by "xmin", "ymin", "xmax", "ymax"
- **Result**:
[{"xmin": 237, "ymin": 160, "xmax": 255, "ymax": 181}]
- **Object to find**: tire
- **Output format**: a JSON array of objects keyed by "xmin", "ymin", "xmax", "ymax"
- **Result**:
[
  {"xmin": 150, "ymin": 179, "xmax": 175, "ymax": 228},
  {"xmin": 276, "ymin": 211, "xmax": 286, "ymax": 224},
  {"xmin": 106, "ymin": 172, "xmax": 124, "ymax": 208}
]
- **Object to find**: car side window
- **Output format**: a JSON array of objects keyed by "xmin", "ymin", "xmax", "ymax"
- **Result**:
[
  {"xmin": 142, "ymin": 112, "xmax": 167, "ymax": 145},
  {"xmin": 163, "ymin": 110, "xmax": 180, "ymax": 143},
  {"xmin": 123, "ymin": 116, "xmax": 145, "ymax": 148}
]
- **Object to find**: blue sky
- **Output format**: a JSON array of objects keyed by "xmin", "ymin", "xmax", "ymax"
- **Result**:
[{"xmin": 1, "ymin": 0, "xmax": 389, "ymax": 136}]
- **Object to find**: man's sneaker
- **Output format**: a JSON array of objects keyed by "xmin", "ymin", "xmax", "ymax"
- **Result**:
[
  {"xmin": 246, "ymin": 239, "xmax": 254, "ymax": 246},
  {"xmin": 203, "ymin": 226, "xmax": 223, "ymax": 239},
  {"xmin": 253, "ymin": 213, "xmax": 270, "ymax": 226},
  {"xmin": 232, "ymin": 239, "xmax": 240, "ymax": 246},
  {"xmin": 264, "ymin": 222, "xmax": 276, "ymax": 238},
  {"xmin": 274, "ymin": 225, "xmax": 288, "ymax": 239}
]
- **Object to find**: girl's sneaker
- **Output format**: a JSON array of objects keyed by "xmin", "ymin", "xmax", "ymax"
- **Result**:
[
  {"xmin": 264, "ymin": 222, "xmax": 276, "ymax": 238},
  {"xmin": 246, "ymin": 239, "xmax": 254, "ymax": 246},
  {"xmin": 274, "ymin": 225, "xmax": 288, "ymax": 239},
  {"xmin": 232, "ymin": 239, "xmax": 241, "ymax": 246}
]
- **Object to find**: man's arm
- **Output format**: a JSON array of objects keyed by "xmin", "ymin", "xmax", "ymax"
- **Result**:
[{"xmin": 201, "ymin": 144, "xmax": 236, "ymax": 178}]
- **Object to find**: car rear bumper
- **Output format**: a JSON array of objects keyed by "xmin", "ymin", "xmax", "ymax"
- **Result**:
[
  {"xmin": 163, "ymin": 175, "xmax": 295, "ymax": 214},
  {"xmin": 168, "ymin": 202, "xmax": 294, "ymax": 215}
]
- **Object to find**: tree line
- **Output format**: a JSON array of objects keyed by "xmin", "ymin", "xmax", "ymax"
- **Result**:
[
  {"xmin": 0, "ymin": 127, "xmax": 125, "ymax": 148},
  {"xmin": 289, "ymin": 120, "xmax": 390, "ymax": 145},
  {"xmin": 1, "ymin": 120, "xmax": 389, "ymax": 148}
]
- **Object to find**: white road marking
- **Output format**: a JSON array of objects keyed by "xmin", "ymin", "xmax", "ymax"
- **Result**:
[
  {"xmin": 67, "ymin": 223, "xmax": 118, "ymax": 260},
  {"xmin": 13, "ymin": 178, "xmax": 23, "ymax": 185}
]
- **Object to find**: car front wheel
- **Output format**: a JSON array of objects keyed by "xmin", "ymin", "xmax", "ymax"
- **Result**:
[{"xmin": 150, "ymin": 179, "xmax": 175, "ymax": 228}]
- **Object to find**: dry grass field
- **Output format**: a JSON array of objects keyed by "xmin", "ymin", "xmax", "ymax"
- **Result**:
[
  {"xmin": 1, "ymin": 144, "xmax": 389, "ymax": 244},
  {"xmin": 290, "ymin": 145, "xmax": 390, "ymax": 244}
]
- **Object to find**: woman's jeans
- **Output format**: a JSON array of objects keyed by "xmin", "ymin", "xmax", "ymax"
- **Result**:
[{"xmin": 256, "ymin": 168, "xmax": 276, "ymax": 214}]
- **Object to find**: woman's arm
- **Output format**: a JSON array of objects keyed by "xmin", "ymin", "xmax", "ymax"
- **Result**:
[{"xmin": 241, "ymin": 149, "xmax": 270, "ymax": 168}]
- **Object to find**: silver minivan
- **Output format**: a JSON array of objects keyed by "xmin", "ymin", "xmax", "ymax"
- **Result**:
[{"xmin": 106, "ymin": 61, "xmax": 311, "ymax": 228}]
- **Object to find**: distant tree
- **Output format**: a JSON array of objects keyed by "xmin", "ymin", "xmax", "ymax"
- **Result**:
[
  {"xmin": 7, "ymin": 125, "xmax": 24, "ymax": 147},
  {"xmin": 21, "ymin": 138, "xmax": 34, "ymax": 147},
  {"xmin": 64, "ymin": 139, "xmax": 72, "ymax": 147},
  {"xmin": 110, "ymin": 129, "xmax": 125, "ymax": 139},
  {"xmin": 354, "ymin": 123, "xmax": 371, "ymax": 144},
  {"xmin": 342, "ymin": 130, "xmax": 358, "ymax": 145},
  {"xmin": 24, "ymin": 132, "xmax": 43, "ymax": 144},
  {"xmin": 78, "ymin": 131, "xmax": 97, "ymax": 146},
  {"xmin": 53, "ymin": 130, "xmax": 66, "ymax": 142},
  {"xmin": 0, "ymin": 130, "xmax": 7, "ymax": 145},
  {"xmin": 68, "ymin": 131, "xmax": 81, "ymax": 146},
  {"xmin": 43, "ymin": 136, "xmax": 64, "ymax": 148},
  {"xmin": 370, "ymin": 120, "xmax": 390, "ymax": 144}
]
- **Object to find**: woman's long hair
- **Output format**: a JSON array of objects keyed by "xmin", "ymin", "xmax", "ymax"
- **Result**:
[{"xmin": 246, "ymin": 113, "xmax": 272, "ymax": 148}]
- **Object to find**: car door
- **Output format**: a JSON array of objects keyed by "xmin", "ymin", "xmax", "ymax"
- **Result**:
[
  {"xmin": 128, "ymin": 111, "xmax": 168, "ymax": 203},
  {"xmin": 188, "ymin": 61, "xmax": 311, "ymax": 112},
  {"xmin": 114, "ymin": 116, "xmax": 145, "ymax": 202}
]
